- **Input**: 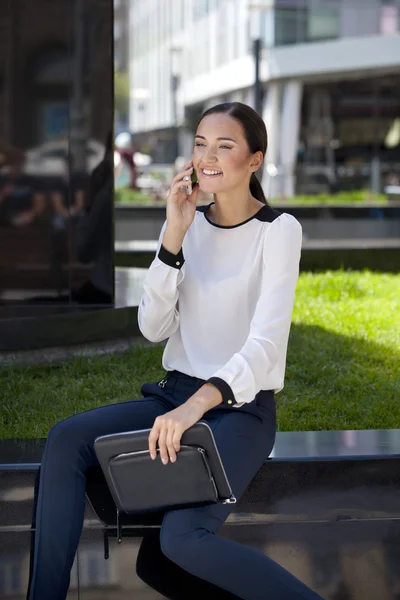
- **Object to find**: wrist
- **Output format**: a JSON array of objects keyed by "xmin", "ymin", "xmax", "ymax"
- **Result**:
[
  {"xmin": 163, "ymin": 226, "xmax": 186, "ymax": 255},
  {"xmin": 187, "ymin": 383, "xmax": 223, "ymax": 413}
]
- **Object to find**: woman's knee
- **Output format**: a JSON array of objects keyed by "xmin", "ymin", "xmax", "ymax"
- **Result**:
[
  {"xmin": 45, "ymin": 414, "xmax": 91, "ymax": 460},
  {"xmin": 47, "ymin": 414, "xmax": 78, "ymax": 443}
]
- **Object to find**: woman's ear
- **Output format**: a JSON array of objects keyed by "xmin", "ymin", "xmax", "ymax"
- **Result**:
[{"xmin": 250, "ymin": 151, "xmax": 263, "ymax": 173}]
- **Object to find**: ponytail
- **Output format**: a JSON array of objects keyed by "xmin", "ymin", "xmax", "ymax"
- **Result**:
[{"xmin": 250, "ymin": 172, "xmax": 268, "ymax": 205}]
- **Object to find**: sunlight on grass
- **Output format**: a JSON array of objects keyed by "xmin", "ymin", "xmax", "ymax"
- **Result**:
[{"xmin": 1, "ymin": 270, "xmax": 399, "ymax": 438}]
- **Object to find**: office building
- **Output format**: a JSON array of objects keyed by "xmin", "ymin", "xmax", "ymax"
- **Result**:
[{"xmin": 129, "ymin": 0, "xmax": 400, "ymax": 196}]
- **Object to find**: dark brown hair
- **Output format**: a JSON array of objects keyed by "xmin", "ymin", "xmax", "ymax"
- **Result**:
[{"xmin": 199, "ymin": 102, "xmax": 269, "ymax": 205}]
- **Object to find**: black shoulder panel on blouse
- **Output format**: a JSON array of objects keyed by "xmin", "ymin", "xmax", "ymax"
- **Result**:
[{"xmin": 255, "ymin": 204, "xmax": 282, "ymax": 222}]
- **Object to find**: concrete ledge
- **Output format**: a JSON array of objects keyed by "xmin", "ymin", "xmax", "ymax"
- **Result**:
[
  {"xmin": 114, "ymin": 239, "xmax": 400, "ymax": 272},
  {"xmin": 114, "ymin": 238, "xmax": 400, "ymax": 253}
]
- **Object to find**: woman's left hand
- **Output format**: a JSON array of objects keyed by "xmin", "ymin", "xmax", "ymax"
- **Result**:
[{"xmin": 148, "ymin": 401, "xmax": 205, "ymax": 465}]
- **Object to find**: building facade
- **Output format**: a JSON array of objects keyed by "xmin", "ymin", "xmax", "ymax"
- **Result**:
[
  {"xmin": 115, "ymin": 0, "xmax": 130, "ymax": 72},
  {"xmin": 129, "ymin": 0, "xmax": 400, "ymax": 197}
]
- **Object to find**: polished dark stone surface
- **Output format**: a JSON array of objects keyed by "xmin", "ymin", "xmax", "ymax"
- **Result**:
[
  {"xmin": 0, "ymin": 268, "xmax": 142, "ymax": 353},
  {"xmin": 2, "ymin": 520, "xmax": 400, "ymax": 599},
  {"xmin": 2, "ymin": 429, "xmax": 400, "ymax": 466},
  {"xmin": 0, "ymin": 0, "xmax": 114, "ymax": 321},
  {"xmin": 2, "ymin": 431, "xmax": 400, "ymax": 598},
  {"xmin": 0, "ymin": 305, "xmax": 140, "ymax": 353},
  {"xmin": 0, "ymin": 532, "xmax": 79, "ymax": 599},
  {"xmin": 0, "ymin": 265, "xmax": 145, "ymax": 352},
  {"xmin": 2, "ymin": 431, "xmax": 400, "ymax": 529}
]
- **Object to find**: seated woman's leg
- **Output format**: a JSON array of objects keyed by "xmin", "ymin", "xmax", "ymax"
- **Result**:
[
  {"xmin": 137, "ymin": 530, "xmax": 242, "ymax": 600},
  {"xmin": 27, "ymin": 396, "xmax": 169, "ymax": 600},
  {"xmin": 160, "ymin": 410, "xmax": 324, "ymax": 600}
]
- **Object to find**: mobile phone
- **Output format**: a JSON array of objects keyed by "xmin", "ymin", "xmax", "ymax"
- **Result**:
[{"xmin": 185, "ymin": 168, "xmax": 197, "ymax": 195}]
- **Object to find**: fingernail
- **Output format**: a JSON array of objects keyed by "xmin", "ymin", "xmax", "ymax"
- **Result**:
[
  {"xmin": 151, "ymin": 454, "xmax": 155, "ymax": 460},
  {"xmin": 162, "ymin": 458, "xmax": 168, "ymax": 465},
  {"xmin": 171, "ymin": 457, "xmax": 176, "ymax": 463}
]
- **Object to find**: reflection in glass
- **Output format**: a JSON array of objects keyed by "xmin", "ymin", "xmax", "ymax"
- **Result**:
[{"xmin": 0, "ymin": 0, "xmax": 113, "ymax": 319}]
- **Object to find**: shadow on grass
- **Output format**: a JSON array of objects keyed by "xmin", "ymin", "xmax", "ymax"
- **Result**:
[{"xmin": 280, "ymin": 322, "xmax": 400, "ymax": 431}]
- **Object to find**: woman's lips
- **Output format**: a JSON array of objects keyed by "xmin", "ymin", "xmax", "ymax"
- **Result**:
[{"xmin": 200, "ymin": 169, "xmax": 223, "ymax": 178}]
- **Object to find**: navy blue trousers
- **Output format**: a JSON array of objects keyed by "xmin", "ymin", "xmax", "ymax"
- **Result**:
[{"xmin": 27, "ymin": 370, "xmax": 324, "ymax": 600}]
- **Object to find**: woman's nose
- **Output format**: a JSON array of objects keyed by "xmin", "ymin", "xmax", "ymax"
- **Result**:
[{"xmin": 203, "ymin": 147, "xmax": 217, "ymax": 161}]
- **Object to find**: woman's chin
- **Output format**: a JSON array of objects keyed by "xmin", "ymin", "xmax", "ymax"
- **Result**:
[{"xmin": 198, "ymin": 180, "xmax": 224, "ymax": 195}]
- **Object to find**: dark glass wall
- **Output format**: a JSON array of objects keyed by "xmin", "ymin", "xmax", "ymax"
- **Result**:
[{"xmin": 0, "ymin": 0, "xmax": 114, "ymax": 320}]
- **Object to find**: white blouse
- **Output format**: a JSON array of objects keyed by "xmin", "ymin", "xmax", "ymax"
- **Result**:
[{"xmin": 138, "ymin": 202, "xmax": 302, "ymax": 407}]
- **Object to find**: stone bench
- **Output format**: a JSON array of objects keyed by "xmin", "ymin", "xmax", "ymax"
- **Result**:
[{"xmin": 1, "ymin": 430, "xmax": 400, "ymax": 598}]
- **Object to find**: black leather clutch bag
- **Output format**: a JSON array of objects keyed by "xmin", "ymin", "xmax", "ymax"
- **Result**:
[{"xmin": 94, "ymin": 421, "xmax": 236, "ymax": 543}]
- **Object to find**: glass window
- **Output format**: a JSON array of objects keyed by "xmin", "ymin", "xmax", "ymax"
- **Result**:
[
  {"xmin": 233, "ymin": 0, "xmax": 241, "ymax": 58},
  {"xmin": 193, "ymin": 0, "xmax": 209, "ymax": 21},
  {"xmin": 307, "ymin": 6, "xmax": 340, "ymax": 40},
  {"xmin": 180, "ymin": 0, "xmax": 185, "ymax": 28},
  {"xmin": 216, "ymin": 0, "xmax": 229, "ymax": 64},
  {"xmin": 275, "ymin": 3, "xmax": 339, "ymax": 45},
  {"xmin": 275, "ymin": 7, "xmax": 307, "ymax": 45}
]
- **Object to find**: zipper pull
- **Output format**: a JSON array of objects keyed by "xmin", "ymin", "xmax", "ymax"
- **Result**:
[{"xmin": 223, "ymin": 495, "xmax": 237, "ymax": 505}]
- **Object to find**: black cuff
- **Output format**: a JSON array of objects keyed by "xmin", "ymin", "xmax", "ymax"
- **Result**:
[
  {"xmin": 206, "ymin": 377, "xmax": 238, "ymax": 406},
  {"xmin": 158, "ymin": 244, "xmax": 185, "ymax": 269}
]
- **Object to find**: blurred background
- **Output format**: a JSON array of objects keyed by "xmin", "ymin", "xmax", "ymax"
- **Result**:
[
  {"xmin": 0, "ymin": 0, "xmax": 399, "ymax": 321},
  {"xmin": 115, "ymin": 0, "xmax": 400, "ymax": 204}
]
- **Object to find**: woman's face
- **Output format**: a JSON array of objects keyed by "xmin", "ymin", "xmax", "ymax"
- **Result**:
[{"xmin": 192, "ymin": 113, "xmax": 260, "ymax": 194}]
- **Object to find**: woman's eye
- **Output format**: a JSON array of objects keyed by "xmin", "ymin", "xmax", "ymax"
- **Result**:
[{"xmin": 194, "ymin": 142, "xmax": 231, "ymax": 149}]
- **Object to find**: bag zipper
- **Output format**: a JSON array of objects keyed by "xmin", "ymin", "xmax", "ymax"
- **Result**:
[
  {"xmin": 199, "ymin": 421, "xmax": 237, "ymax": 503},
  {"xmin": 198, "ymin": 447, "xmax": 237, "ymax": 505}
]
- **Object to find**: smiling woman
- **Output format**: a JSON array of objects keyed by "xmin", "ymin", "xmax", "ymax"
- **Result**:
[{"xmin": 26, "ymin": 102, "xmax": 324, "ymax": 600}]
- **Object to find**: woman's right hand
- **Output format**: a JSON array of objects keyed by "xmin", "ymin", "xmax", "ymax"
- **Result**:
[{"xmin": 166, "ymin": 160, "xmax": 199, "ymax": 234}]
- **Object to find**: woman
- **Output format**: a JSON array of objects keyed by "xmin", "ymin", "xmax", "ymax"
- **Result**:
[{"xmin": 27, "ymin": 102, "xmax": 324, "ymax": 600}]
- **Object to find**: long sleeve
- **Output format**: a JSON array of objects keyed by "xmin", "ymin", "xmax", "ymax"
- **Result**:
[
  {"xmin": 206, "ymin": 213, "xmax": 302, "ymax": 406},
  {"xmin": 138, "ymin": 220, "xmax": 186, "ymax": 343}
]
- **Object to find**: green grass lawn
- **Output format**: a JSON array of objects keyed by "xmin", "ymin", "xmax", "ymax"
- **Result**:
[{"xmin": 1, "ymin": 270, "xmax": 399, "ymax": 438}]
